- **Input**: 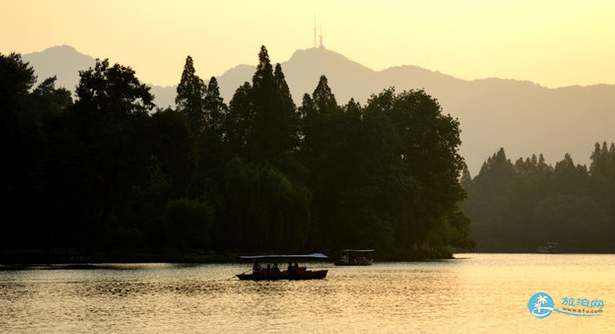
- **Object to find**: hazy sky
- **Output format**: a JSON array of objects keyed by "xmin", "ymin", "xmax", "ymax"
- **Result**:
[{"xmin": 2, "ymin": 0, "xmax": 614, "ymax": 88}]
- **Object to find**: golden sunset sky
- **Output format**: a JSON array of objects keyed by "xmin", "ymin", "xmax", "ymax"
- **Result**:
[{"xmin": 2, "ymin": 0, "xmax": 614, "ymax": 88}]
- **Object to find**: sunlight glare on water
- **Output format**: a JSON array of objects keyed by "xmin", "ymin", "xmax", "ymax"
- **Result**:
[{"xmin": 1, "ymin": 254, "xmax": 614, "ymax": 333}]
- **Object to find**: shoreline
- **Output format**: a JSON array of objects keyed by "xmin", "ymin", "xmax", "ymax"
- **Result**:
[{"xmin": 0, "ymin": 247, "xmax": 457, "ymax": 266}]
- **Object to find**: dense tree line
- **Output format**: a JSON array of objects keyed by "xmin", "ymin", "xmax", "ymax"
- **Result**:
[
  {"xmin": 462, "ymin": 145, "xmax": 615, "ymax": 252},
  {"xmin": 1, "ymin": 47, "xmax": 472, "ymax": 261}
]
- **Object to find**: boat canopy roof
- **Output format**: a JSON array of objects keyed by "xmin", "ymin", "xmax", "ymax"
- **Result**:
[
  {"xmin": 341, "ymin": 249, "xmax": 375, "ymax": 253},
  {"xmin": 238, "ymin": 253, "xmax": 328, "ymax": 260}
]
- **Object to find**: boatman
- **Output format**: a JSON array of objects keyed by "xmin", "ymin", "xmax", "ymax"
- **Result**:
[{"xmin": 253, "ymin": 261, "xmax": 262, "ymax": 274}]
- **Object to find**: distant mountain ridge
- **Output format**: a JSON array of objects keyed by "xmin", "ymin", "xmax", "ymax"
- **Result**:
[
  {"xmin": 22, "ymin": 45, "xmax": 615, "ymax": 174},
  {"xmin": 22, "ymin": 45, "xmax": 177, "ymax": 108},
  {"xmin": 22, "ymin": 45, "xmax": 94, "ymax": 92}
]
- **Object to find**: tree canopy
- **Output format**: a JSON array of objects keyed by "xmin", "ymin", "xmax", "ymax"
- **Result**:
[
  {"xmin": 1, "ymin": 47, "xmax": 474, "ymax": 262},
  {"xmin": 462, "ymin": 145, "xmax": 615, "ymax": 252}
]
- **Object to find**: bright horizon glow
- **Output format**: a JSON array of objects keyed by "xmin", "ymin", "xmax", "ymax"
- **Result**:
[{"xmin": 2, "ymin": 0, "xmax": 614, "ymax": 88}]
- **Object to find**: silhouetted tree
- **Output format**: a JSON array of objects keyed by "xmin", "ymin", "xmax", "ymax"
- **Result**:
[
  {"xmin": 0, "ymin": 52, "xmax": 36, "ymax": 122},
  {"xmin": 366, "ymin": 88, "xmax": 472, "ymax": 253},
  {"xmin": 589, "ymin": 142, "xmax": 615, "ymax": 237},
  {"xmin": 464, "ymin": 143, "xmax": 615, "ymax": 253},
  {"xmin": 26, "ymin": 76, "xmax": 72, "ymax": 124},
  {"xmin": 225, "ymin": 82, "xmax": 253, "ymax": 157},
  {"xmin": 71, "ymin": 58, "xmax": 155, "ymax": 246},
  {"xmin": 1, "ymin": 52, "xmax": 41, "ymax": 248},
  {"xmin": 196, "ymin": 76, "xmax": 228, "ymax": 183},
  {"xmin": 246, "ymin": 46, "xmax": 299, "ymax": 162},
  {"xmin": 203, "ymin": 76, "xmax": 226, "ymax": 134},
  {"xmin": 176, "ymin": 55, "xmax": 206, "ymax": 135},
  {"xmin": 299, "ymin": 75, "xmax": 357, "ymax": 248},
  {"xmin": 175, "ymin": 57, "xmax": 229, "ymax": 198}
]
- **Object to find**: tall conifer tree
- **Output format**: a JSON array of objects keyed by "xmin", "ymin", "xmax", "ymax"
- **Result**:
[
  {"xmin": 203, "ymin": 76, "xmax": 226, "ymax": 134},
  {"xmin": 232, "ymin": 46, "xmax": 299, "ymax": 162},
  {"xmin": 176, "ymin": 56, "xmax": 206, "ymax": 135}
]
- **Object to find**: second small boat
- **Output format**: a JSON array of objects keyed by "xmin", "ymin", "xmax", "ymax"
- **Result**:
[{"xmin": 334, "ymin": 249, "xmax": 375, "ymax": 266}]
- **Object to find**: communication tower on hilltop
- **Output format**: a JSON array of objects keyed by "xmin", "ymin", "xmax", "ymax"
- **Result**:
[
  {"xmin": 313, "ymin": 15, "xmax": 317, "ymax": 48},
  {"xmin": 313, "ymin": 16, "xmax": 325, "ymax": 49}
]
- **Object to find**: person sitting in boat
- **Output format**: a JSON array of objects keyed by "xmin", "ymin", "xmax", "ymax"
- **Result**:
[
  {"xmin": 253, "ymin": 261, "xmax": 262, "ymax": 274},
  {"xmin": 287, "ymin": 262, "xmax": 294, "ymax": 276},
  {"xmin": 272, "ymin": 262, "xmax": 280, "ymax": 272},
  {"xmin": 340, "ymin": 254, "xmax": 348, "ymax": 263},
  {"xmin": 294, "ymin": 262, "xmax": 299, "ymax": 274}
]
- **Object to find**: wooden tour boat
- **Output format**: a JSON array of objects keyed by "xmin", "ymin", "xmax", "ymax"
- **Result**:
[{"xmin": 237, "ymin": 253, "xmax": 328, "ymax": 281}]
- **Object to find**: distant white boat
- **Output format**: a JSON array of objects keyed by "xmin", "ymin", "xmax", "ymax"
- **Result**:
[
  {"xmin": 537, "ymin": 242, "xmax": 559, "ymax": 254},
  {"xmin": 334, "ymin": 249, "xmax": 375, "ymax": 266}
]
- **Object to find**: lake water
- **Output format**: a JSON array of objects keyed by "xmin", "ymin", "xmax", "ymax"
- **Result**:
[{"xmin": 1, "ymin": 253, "xmax": 613, "ymax": 333}]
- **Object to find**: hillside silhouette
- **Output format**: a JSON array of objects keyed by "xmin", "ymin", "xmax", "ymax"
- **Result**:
[{"xmin": 23, "ymin": 46, "xmax": 615, "ymax": 174}]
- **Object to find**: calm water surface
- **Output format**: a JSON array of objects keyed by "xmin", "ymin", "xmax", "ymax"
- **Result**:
[{"xmin": 1, "ymin": 254, "xmax": 614, "ymax": 333}]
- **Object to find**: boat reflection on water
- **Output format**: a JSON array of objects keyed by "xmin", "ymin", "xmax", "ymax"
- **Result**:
[
  {"xmin": 334, "ymin": 249, "xmax": 375, "ymax": 266},
  {"xmin": 236, "ymin": 253, "xmax": 328, "ymax": 281}
]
